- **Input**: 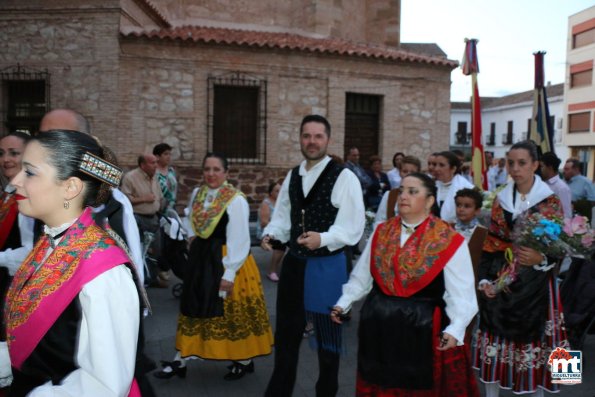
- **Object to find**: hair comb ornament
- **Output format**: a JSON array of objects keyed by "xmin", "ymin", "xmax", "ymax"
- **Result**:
[{"xmin": 79, "ymin": 152, "xmax": 123, "ymax": 187}]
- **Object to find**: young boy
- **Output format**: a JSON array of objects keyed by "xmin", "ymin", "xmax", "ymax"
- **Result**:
[
  {"xmin": 454, "ymin": 188, "xmax": 487, "ymax": 347},
  {"xmin": 454, "ymin": 188, "xmax": 484, "ymax": 242}
]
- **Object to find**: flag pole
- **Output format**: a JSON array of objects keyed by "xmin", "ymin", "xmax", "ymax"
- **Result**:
[
  {"xmin": 463, "ymin": 38, "xmax": 487, "ymax": 190},
  {"xmin": 529, "ymin": 51, "xmax": 554, "ymax": 155}
]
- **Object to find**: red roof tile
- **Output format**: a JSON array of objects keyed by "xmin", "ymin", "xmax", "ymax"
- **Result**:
[{"xmin": 121, "ymin": 25, "xmax": 458, "ymax": 67}]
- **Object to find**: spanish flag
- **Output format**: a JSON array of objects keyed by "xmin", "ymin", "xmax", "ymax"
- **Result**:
[{"xmin": 462, "ymin": 38, "xmax": 487, "ymax": 190}]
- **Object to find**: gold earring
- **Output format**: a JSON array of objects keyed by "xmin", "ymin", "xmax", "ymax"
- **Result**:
[{"xmin": 64, "ymin": 200, "xmax": 70, "ymax": 210}]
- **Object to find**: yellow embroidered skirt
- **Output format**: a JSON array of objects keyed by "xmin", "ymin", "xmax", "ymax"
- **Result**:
[{"xmin": 176, "ymin": 247, "xmax": 273, "ymax": 360}]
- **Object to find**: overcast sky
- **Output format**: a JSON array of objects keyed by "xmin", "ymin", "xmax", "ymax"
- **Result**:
[{"xmin": 400, "ymin": 0, "xmax": 594, "ymax": 102}]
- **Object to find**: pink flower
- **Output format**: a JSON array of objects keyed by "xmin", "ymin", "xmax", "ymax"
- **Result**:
[{"xmin": 563, "ymin": 216, "xmax": 589, "ymax": 237}]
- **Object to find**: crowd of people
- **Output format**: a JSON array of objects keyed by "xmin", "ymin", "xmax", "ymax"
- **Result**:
[{"xmin": 0, "ymin": 108, "xmax": 594, "ymax": 397}]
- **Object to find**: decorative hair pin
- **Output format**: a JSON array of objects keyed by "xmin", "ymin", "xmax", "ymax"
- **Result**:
[{"xmin": 79, "ymin": 152, "xmax": 123, "ymax": 187}]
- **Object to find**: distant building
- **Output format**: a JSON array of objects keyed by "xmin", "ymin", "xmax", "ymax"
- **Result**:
[
  {"xmin": 0, "ymin": 0, "xmax": 457, "ymax": 209},
  {"xmin": 564, "ymin": 5, "xmax": 595, "ymax": 180},
  {"xmin": 451, "ymin": 83, "xmax": 567, "ymax": 162}
]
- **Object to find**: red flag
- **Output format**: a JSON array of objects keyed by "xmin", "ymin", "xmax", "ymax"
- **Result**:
[{"xmin": 462, "ymin": 39, "xmax": 487, "ymax": 190}]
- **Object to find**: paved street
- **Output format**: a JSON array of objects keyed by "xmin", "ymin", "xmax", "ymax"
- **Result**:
[{"xmin": 143, "ymin": 248, "xmax": 595, "ymax": 397}]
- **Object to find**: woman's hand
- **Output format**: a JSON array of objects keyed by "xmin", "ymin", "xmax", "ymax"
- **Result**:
[
  {"xmin": 517, "ymin": 246, "xmax": 544, "ymax": 266},
  {"xmin": 478, "ymin": 282, "xmax": 496, "ymax": 299},
  {"xmin": 219, "ymin": 279, "xmax": 234, "ymax": 295},
  {"xmin": 329, "ymin": 306, "xmax": 345, "ymax": 324},
  {"xmin": 436, "ymin": 332, "xmax": 457, "ymax": 351}
]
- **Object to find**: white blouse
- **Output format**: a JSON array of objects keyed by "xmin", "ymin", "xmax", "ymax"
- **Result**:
[
  {"xmin": 335, "ymin": 222, "xmax": 478, "ymax": 345},
  {"xmin": 29, "ymin": 265, "xmax": 139, "ymax": 397},
  {"xmin": 373, "ymin": 190, "xmax": 399, "ymax": 228},
  {"xmin": 184, "ymin": 187, "xmax": 251, "ymax": 283}
]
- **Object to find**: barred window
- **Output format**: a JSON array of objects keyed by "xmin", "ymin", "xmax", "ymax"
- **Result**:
[
  {"xmin": 1, "ymin": 64, "xmax": 50, "ymax": 135},
  {"xmin": 207, "ymin": 72, "xmax": 267, "ymax": 164}
]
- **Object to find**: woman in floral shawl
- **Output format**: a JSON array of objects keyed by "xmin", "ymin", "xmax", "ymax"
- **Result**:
[
  {"xmin": 473, "ymin": 141, "xmax": 567, "ymax": 397},
  {"xmin": 155, "ymin": 153, "xmax": 273, "ymax": 381},
  {"xmin": 332, "ymin": 173, "xmax": 479, "ymax": 396},
  {"xmin": 6, "ymin": 130, "xmax": 140, "ymax": 396}
]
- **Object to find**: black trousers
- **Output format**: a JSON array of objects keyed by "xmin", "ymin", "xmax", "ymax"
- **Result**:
[{"xmin": 265, "ymin": 253, "xmax": 340, "ymax": 397}]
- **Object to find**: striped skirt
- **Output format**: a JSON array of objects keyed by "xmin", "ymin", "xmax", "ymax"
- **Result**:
[{"xmin": 472, "ymin": 277, "xmax": 569, "ymax": 394}]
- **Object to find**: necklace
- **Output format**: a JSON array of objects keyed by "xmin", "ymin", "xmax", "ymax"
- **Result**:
[
  {"xmin": 205, "ymin": 191, "xmax": 217, "ymax": 204},
  {"xmin": 520, "ymin": 193, "xmax": 527, "ymax": 201},
  {"xmin": 401, "ymin": 222, "xmax": 419, "ymax": 234}
]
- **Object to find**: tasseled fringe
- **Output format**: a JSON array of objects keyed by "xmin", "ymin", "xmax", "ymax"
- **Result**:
[{"xmin": 306, "ymin": 311, "xmax": 345, "ymax": 355}]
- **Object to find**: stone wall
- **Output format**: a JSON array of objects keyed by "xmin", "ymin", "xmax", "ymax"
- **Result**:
[
  {"xmin": 0, "ymin": 3, "xmax": 122, "ymax": 149},
  {"xmin": 118, "ymin": 38, "xmax": 452, "ymax": 210},
  {"xmin": 0, "ymin": 0, "xmax": 448, "ymax": 214}
]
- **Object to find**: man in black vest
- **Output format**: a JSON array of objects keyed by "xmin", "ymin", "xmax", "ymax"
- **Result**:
[{"xmin": 262, "ymin": 115, "xmax": 365, "ymax": 396}]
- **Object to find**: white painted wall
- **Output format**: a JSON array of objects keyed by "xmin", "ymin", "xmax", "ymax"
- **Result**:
[{"xmin": 450, "ymin": 93, "xmax": 569, "ymax": 164}]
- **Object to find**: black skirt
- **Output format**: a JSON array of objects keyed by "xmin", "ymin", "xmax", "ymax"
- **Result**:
[
  {"xmin": 358, "ymin": 285, "xmax": 444, "ymax": 390},
  {"xmin": 479, "ymin": 251, "xmax": 549, "ymax": 343},
  {"xmin": 179, "ymin": 213, "xmax": 229, "ymax": 319}
]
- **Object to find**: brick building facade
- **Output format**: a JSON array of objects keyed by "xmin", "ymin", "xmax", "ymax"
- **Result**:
[{"xmin": 0, "ymin": 0, "xmax": 457, "ymax": 210}]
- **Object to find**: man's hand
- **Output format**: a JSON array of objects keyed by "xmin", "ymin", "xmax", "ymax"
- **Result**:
[
  {"xmin": 261, "ymin": 235, "xmax": 273, "ymax": 251},
  {"xmin": 297, "ymin": 231, "xmax": 321, "ymax": 250},
  {"xmin": 143, "ymin": 193, "xmax": 156, "ymax": 203}
]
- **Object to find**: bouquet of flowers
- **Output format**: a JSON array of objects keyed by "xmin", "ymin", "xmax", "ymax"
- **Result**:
[
  {"xmin": 493, "ymin": 212, "xmax": 594, "ymax": 293},
  {"xmin": 481, "ymin": 185, "xmax": 506, "ymax": 210}
]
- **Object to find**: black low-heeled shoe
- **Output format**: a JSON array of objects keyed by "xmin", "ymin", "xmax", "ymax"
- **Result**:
[
  {"xmin": 223, "ymin": 361, "xmax": 254, "ymax": 381},
  {"xmin": 153, "ymin": 360, "xmax": 187, "ymax": 379}
]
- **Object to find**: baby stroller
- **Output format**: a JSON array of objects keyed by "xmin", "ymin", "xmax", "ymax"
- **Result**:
[{"xmin": 159, "ymin": 208, "xmax": 188, "ymax": 298}]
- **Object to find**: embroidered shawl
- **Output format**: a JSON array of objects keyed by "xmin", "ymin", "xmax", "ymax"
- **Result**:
[
  {"xmin": 371, "ymin": 215, "xmax": 464, "ymax": 297},
  {"xmin": 190, "ymin": 182, "xmax": 243, "ymax": 239},
  {"xmin": 0, "ymin": 190, "xmax": 18, "ymax": 249},
  {"xmin": 5, "ymin": 207, "xmax": 131, "ymax": 370},
  {"xmin": 483, "ymin": 193, "xmax": 563, "ymax": 253}
]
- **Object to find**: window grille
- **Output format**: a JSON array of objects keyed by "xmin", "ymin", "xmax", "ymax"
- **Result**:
[
  {"xmin": 1, "ymin": 64, "xmax": 50, "ymax": 135},
  {"xmin": 207, "ymin": 72, "xmax": 267, "ymax": 164}
]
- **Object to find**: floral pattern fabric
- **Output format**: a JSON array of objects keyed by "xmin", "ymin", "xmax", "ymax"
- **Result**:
[
  {"xmin": 371, "ymin": 215, "xmax": 464, "ymax": 297},
  {"xmin": 483, "ymin": 195, "xmax": 562, "ymax": 253},
  {"xmin": 190, "ymin": 182, "xmax": 242, "ymax": 239},
  {"xmin": 5, "ymin": 208, "xmax": 130, "ymax": 369}
]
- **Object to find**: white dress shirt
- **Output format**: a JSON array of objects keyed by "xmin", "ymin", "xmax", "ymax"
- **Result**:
[
  {"xmin": 436, "ymin": 174, "xmax": 474, "ymax": 223},
  {"xmin": 387, "ymin": 168, "xmax": 401, "ymax": 189},
  {"xmin": 373, "ymin": 190, "xmax": 399, "ymax": 228},
  {"xmin": 263, "ymin": 156, "xmax": 365, "ymax": 252},
  {"xmin": 335, "ymin": 222, "xmax": 478, "ymax": 345},
  {"xmin": 545, "ymin": 175, "xmax": 572, "ymax": 219},
  {"xmin": 111, "ymin": 188, "xmax": 144, "ymax": 286},
  {"xmin": 185, "ymin": 187, "xmax": 251, "ymax": 283},
  {"xmin": 29, "ymin": 265, "xmax": 139, "ymax": 397}
]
